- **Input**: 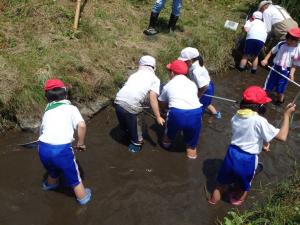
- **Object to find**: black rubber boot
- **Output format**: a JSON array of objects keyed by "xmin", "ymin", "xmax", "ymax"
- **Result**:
[
  {"xmin": 143, "ymin": 12, "xmax": 159, "ymax": 36},
  {"xmin": 168, "ymin": 14, "xmax": 179, "ymax": 33}
]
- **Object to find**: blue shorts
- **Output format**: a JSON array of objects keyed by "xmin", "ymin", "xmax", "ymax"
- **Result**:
[
  {"xmin": 264, "ymin": 64, "xmax": 290, "ymax": 94},
  {"xmin": 217, "ymin": 145, "xmax": 257, "ymax": 191},
  {"xmin": 244, "ymin": 39, "xmax": 264, "ymax": 57},
  {"xmin": 115, "ymin": 104, "xmax": 143, "ymax": 145},
  {"xmin": 200, "ymin": 81, "xmax": 214, "ymax": 110},
  {"xmin": 165, "ymin": 107, "xmax": 202, "ymax": 148},
  {"xmin": 38, "ymin": 142, "xmax": 81, "ymax": 187}
]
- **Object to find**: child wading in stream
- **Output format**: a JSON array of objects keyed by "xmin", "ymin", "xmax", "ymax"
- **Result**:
[
  {"xmin": 208, "ymin": 86, "xmax": 296, "ymax": 206},
  {"xmin": 239, "ymin": 11, "xmax": 267, "ymax": 74},
  {"xmin": 178, "ymin": 47, "xmax": 221, "ymax": 118},
  {"xmin": 261, "ymin": 27, "xmax": 300, "ymax": 105},
  {"xmin": 38, "ymin": 79, "xmax": 91, "ymax": 205}
]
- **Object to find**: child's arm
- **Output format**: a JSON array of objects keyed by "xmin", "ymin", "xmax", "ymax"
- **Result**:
[
  {"xmin": 289, "ymin": 66, "xmax": 296, "ymax": 81},
  {"xmin": 275, "ymin": 103, "xmax": 296, "ymax": 141},
  {"xmin": 261, "ymin": 50, "xmax": 273, "ymax": 66},
  {"xmin": 76, "ymin": 121, "xmax": 86, "ymax": 151},
  {"xmin": 149, "ymin": 90, "xmax": 165, "ymax": 126},
  {"xmin": 263, "ymin": 142, "xmax": 270, "ymax": 152}
]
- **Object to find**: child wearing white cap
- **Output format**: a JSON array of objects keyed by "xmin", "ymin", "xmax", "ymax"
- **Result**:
[
  {"xmin": 179, "ymin": 47, "xmax": 221, "ymax": 118},
  {"xmin": 239, "ymin": 11, "xmax": 267, "ymax": 74},
  {"xmin": 114, "ymin": 55, "xmax": 164, "ymax": 153}
]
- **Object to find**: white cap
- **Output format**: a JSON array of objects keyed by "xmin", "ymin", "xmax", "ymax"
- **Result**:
[
  {"xmin": 178, "ymin": 47, "xmax": 200, "ymax": 61},
  {"xmin": 139, "ymin": 55, "xmax": 156, "ymax": 68},
  {"xmin": 258, "ymin": 1, "xmax": 272, "ymax": 10},
  {"xmin": 252, "ymin": 11, "xmax": 263, "ymax": 20}
]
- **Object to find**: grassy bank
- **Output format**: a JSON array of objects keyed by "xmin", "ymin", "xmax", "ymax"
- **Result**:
[
  {"xmin": 274, "ymin": 0, "xmax": 300, "ymax": 23},
  {"xmin": 219, "ymin": 170, "xmax": 300, "ymax": 225},
  {"xmin": 0, "ymin": 0, "xmax": 256, "ymax": 129}
]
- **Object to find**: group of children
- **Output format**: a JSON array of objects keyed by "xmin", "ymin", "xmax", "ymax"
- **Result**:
[
  {"xmin": 36, "ymin": 4, "xmax": 300, "ymax": 207},
  {"xmin": 239, "ymin": 9, "xmax": 300, "ymax": 104}
]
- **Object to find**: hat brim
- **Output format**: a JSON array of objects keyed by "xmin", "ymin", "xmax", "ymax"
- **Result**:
[
  {"xmin": 263, "ymin": 96, "xmax": 272, "ymax": 104},
  {"xmin": 288, "ymin": 29, "xmax": 300, "ymax": 39},
  {"xmin": 177, "ymin": 57, "xmax": 189, "ymax": 61},
  {"xmin": 258, "ymin": 1, "xmax": 272, "ymax": 10}
]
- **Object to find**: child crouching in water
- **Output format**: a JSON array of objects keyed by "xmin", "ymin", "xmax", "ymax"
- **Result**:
[
  {"xmin": 38, "ymin": 79, "xmax": 91, "ymax": 205},
  {"xmin": 208, "ymin": 86, "xmax": 296, "ymax": 206}
]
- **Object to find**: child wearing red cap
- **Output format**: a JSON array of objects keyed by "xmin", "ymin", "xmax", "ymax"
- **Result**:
[
  {"xmin": 262, "ymin": 27, "xmax": 300, "ymax": 104},
  {"xmin": 208, "ymin": 86, "xmax": 295, "ymax": 206},
  {"xmin": 38, "ymin": 79, "xmax": 91, "ymax": 205},
  {"xmin": 159, "ymin": 60, "xmax": 203, "ymax": 159}
]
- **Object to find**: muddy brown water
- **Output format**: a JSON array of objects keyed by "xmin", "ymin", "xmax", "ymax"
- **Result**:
[{"xmin": 1, "ymin": 69, "xmax": 300, "ymax": 225}]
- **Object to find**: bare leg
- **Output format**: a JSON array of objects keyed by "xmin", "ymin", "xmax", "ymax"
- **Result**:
[
  {"xmin": 239, "ymin": 56, "xmax": 248, "ymax": 70},
  {"xmin": 252, "ymin": 57, "xmax": 258, "ymax": 70},
  {"xmin": 186, "ymin": 147, "xmax": 197, "ymax": 159},
  {"xmin": 277, "ymin": 93, "xmax": 285, "ymax": 103},
  {"xmin": 47, "ymin": 176, "xmax": 59, "ymax": 185},
  {"xmin": 230, "ymin": 190, "xmax": 248, "ymax": 206},
  {"xmin": 74, "ymin": 182, "xmax": 86, "ymax": 200},
  {"xmin": 208, "ymin": 185, "xmax": 227, "ymax": 204},
  {"xmin": 207, "ymin": 104, "xmax": 217, "ymax": 114}
]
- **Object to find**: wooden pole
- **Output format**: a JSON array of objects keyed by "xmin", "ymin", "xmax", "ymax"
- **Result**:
[{"xmin": 73, "ymin": 0, "xmax": 81, "ymax": 30}]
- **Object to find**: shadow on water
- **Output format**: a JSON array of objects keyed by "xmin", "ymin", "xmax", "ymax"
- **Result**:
[{"xmin": 202, "ymin": 158, "xmax": 223, "ymax": 193}]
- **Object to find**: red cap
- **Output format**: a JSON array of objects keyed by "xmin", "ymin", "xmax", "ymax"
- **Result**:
[
  {"xmin": 166, "ymin": 60, "xmax": 188, "ymax": 75},
  {"xmin": 288, "ymin": 28, "xmax": 300, "ymax": 38},
  {"xmin": 243, "ymin": 86, "xmax": 272, "ymax": 104},
  {"xmin": 44, "ymin": 79, "xmax": 65, "ymax": 91}
]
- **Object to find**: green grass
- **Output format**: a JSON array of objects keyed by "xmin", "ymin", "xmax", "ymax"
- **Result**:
[
  {"xmin": 219, "ymin": 170, "xmax": 300, "ymax": 225},
  {"xmin": 0, "ymin": 0, "xmax": 257, "ymax": 129},
  {"xmin": 274, "ymin": 0, "xmax": 300, "ymax": 23}
]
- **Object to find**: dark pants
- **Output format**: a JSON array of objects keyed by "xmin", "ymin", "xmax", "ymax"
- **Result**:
[{"xmin": 115, "ymin": 104, "xmax": 143, "ymax": 145}]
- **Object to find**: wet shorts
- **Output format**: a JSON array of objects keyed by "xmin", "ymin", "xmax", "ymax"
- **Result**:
[
  {"xmin": 244, "ymin": 39, "xmax": 264, "ymax": 57},
  {"xmin": 200, "ymin": 81, "xmax": 214, "ymax": 110},
  {"xmin": 264, "ymin": 64, "xmax": 290, "ymax": 94},
  {"xmin": 38, "ymin": 142, "xmax": 81, "ymax": 187},
  {"xmin": 217, "ymin": 145, "xmax": 257, "ymax": 191},
  {"xmin": 165, "ymin": 107, "xmax": 202, "ymax": 148}
]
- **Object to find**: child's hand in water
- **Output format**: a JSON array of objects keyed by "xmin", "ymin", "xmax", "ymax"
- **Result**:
[
  {"xmin": 263, "ymin": 143, "xmax": 270, "ymax": 152},
  {"xmin": 75, "ymin": 144, "xmax": 86, "ymax": 151}
]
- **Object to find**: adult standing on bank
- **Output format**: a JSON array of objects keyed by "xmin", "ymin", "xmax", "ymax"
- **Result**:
[
  {"xmin": 144, "ymin": 0, "xmax": 182, "ymax": 36},
  {"xmin": 159, "ymin": 60, "xmax": 203, "ymax": 159},
  {"xmin": 258, "ymin": 1, "xmax": 298, "ymax": 42},
  {"xmin": 114, "ymin": 55, "xmax": 165, "ymax": 153}
]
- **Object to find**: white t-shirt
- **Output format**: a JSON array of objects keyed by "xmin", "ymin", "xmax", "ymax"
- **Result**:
[
  {"xmin": 115, "ymin": 66, "xmax": 160, "ymax": 113},
  {"xmin": 263, "ymin": 5, "xmax": 291, "ymax": 32},
  {"xmin": 188, "ymin": 61, "xmax": 210, "ymax": 89},
  {"xmin": 272, "ymin": 42, "xmax": 300, "ymax": 68},
  {"xmin": 244, "ymin": 19, "xmax": 267, "ymax": 42},
  {"xmin": 158, "ymin": 75, "xmax": 202, "ymax": 110},
  {"xmin": 231, "ymin": 111, "xmax": 279, "ymax": 155},
  {"xmin": 39, "ymin": 100, "xmax": 84, "ymax": 145}
]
